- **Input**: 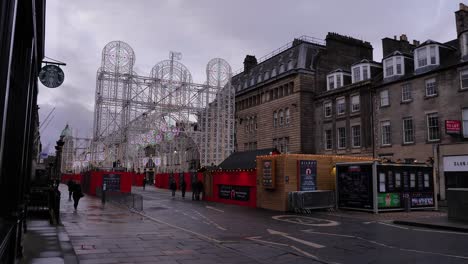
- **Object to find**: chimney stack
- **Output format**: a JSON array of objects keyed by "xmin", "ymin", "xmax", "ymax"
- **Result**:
[
  {"xmin": 456, "ymin": 3, "xmax": 468, "ymax": 36},
  {"xmin": 400, "ymin": 34, "xmax": 408, "ymax": 42},
  {"xmin": 243, "ymin": 55, "xmax": 257, "ymax": 72},
  {"xmin": 413, "ymin": 40, "xmax": 420, "ymax": 46}
]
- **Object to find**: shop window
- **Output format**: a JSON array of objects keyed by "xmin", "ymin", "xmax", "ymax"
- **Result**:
[
  {"xmin": 424, "ymin": 173, "xmax": 430, "ymax": 188},
  {"xmin": 395, "ymin": 173, "xmax": 401, "ymax": 188},
  {"xmin": 379, "ymin": 173, "xmax": 386, "ymax": 192},
  {"xmin": 410, "ymin": 173, "xmax": 416, "ymax": 188}
]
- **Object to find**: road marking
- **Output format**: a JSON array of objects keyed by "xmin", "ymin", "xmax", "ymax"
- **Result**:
[
  {"xmin": 267, "ymin": 229, "xmax": 325, "ymax": 249},
  {"xmin": 290, "ymin": 245, "xmax": 319, "ymax": 259},
  {"xmin": 206, "ymin": 206, "xmax": 224, "ymax": 213},
  {"xmin": 193, "ymin": 210, "xmax": 227, "ymax": 231},
  {"xmin": 131, "ymin": 209, "xmax": 221, "ymax": 243},
  {"xmin": 245, "ymin": 236, "xmax": 289, "ymax": 246},
  {"xmin": 363, "ymin": 221, "xmax": 374, "ymax": 224},
  {"xmin": 302, "ymin": 230, "xmax": 355, "ymax": 238},
  {"xmin": 302, "ymin": 229, "xmax": 468, "ymax": 260},
  {"xmin": 413, "ymin": 228, "xmax": 468, "ymax": 236},
  {"xmin": 378, "ymin": 222, "xmax": 409, "ymax": 230},
  {"xmin": 272, "ymin": 215, "xmax": 339, "ymax": 227}
]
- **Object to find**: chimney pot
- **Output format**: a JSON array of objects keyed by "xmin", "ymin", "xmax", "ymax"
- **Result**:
[
  {"xmin": 394, "ymin": 35, "xmax": 397, "ymax": 40},
  {"xmin": 460, "ymin": 3, "xmax": 468, "ymax": 11}
]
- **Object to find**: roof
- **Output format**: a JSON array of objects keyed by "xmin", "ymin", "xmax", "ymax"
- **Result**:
[
  {"xmin": 351, "ymin": 59, "xmax": 382, "ymax": 67},
  {"xmin": 217, "ymin": 148, "xmax": 278, "ymax": 170},
  {"xmin": 415, "ymin": 39, "xmax": 457, "ymax": 50},
  {"xmin": 382, "ymin": 50, "xmax": 413, "ymax": 60},
  {"xmin": 328, "ymin": 68, "xmax": 351, "ymax": 74}
]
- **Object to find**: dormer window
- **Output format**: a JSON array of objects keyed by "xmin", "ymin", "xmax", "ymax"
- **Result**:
[
  {"xmin": 257, "ymin": 74, "xmax": 262, "ymax": 83},
  {"xmin": 383, "ymin": 56, "xmax": 405, "ymax": 78},
  {"xmin": 351, "ymin": 63, "xmax": 374, "ymax": 83},
  {"xmin": 279, "ymin": 64, "xmax": 285, "ymax": 74},
  {"xmin": 271, "ymin": 68, "xmax": 277, "ymax": 77},
  {"xmin": 264, "ymin": 71, "xmax": 270, "ymax": 80},
  {"xmin": 415, "ymin": 45, "xmax": 439, "ymax": 69},
  {"xmin": 326, "ymin": 71, "xmax": 348, "ymax": 90}
]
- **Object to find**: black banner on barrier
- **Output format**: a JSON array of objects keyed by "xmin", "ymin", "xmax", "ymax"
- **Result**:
[
  {"xmin": 218, "ymin": 185, "xmax": 250, "ymax": 201},
  {"xmin": 103, "ymin": 174, "xmax": 121, "ymax": 191}
]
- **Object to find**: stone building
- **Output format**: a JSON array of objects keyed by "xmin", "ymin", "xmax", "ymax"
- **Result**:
[
  {"xmin": 232, "ymin": 34, "xmax": 373, "ymax": 154},
  {"xmin": 373, "ymin": 4, "xmax": 468, "ymax": 199},
  {"xmin": 314, "ymin": 58, "xmax": 381, "ymax": 156}
]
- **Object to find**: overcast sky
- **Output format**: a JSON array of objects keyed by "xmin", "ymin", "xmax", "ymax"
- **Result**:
[{"xmin": 38, "ymin": 0, "xmax": 456, "ymax": 153}]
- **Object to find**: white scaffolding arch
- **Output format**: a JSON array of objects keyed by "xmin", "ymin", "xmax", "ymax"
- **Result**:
[{"xmin": 91, "ymin": 41, "xmax": 234, "ymax": 171}]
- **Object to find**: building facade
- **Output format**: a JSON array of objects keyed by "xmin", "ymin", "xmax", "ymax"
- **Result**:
[
  {"xmin": 232, "ymin": 34, "xmax": 373, "ymax": 154},
  {"xmin": 373, "ymin": 4, "xmax": 468, "ymax": 199},
  {"xmin": 60, "ymin": 124, "xmax": 74, "ymax": 173}
]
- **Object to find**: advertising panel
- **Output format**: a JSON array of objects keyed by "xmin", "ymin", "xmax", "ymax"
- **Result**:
[
  {"xmin": 262, "ymin": 160, "xmax": 275, "ymax": 188},
  {"xmin": 218, "ymin": 185, "xmax": 250, "ymax": 201},
  {"xmin": 299, "ymin": 160, "xmax": 317, "ymax": 191},
  {"xmin": 443, "ymin": 155, "xmax": 468, "ymax": 172},
  {"xmin": 103, "ymin": 174, "xmax": 121, "ymax": 191},
  {"xmin": 411, "ymin": 192, "xmax": 434, "ymax": 207},
  {"xmin": 337, "ymin": 164, "xmax": 373, "ymax": 209},
  {"xmin": 378, "ymin": 193, "xmax": 401, "ymax": 208}
]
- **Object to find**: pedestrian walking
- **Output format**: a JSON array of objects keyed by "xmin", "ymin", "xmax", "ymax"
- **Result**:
[
  {"xmin": 142, "ymin": 177, "xmax": 147, "ymax": 191},
  {"xmin": 180, "ymin": 180, "xmax": 186, "ymax": 199},
  {"xmin": 67, "ymin": 180, "xmax": 74, "ymax": 201},
  {"xmin": 196, "ymin": 180, "xmax": 204, "ymax": 201},
  {"xmin": 72, "ymin": 184, "xmax": 84, "ymax": 210},
  {"xmin": 170, "ymin": 181, "xmax": 177, "ymax": 198},
  {"xmin": 192, "ymin": 180, "xmax": 198, "ymax": 200}
]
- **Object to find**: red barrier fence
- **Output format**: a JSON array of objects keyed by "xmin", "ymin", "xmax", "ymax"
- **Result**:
[
  {"xmin": 81, "ymin": 171, "xmax": 132, "ymax": 196},
  {"xmin": 61, "ymin": 173, "xmax": 82, "ymax": 184},
  {"xmin": 132, "ymin": 173, "xmax": 145, "ymax": 186},
  {"xmin": 208, "ymin": 170, "xmax": 257, "ymax": 208},
  {"xmin": 154, "ymin": 172, "xmax": 203, "ymax": 192}
]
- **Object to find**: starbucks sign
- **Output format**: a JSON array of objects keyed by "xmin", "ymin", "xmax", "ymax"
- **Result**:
[{"xmin": 39, "ymin": 65, "xmax": 65, "ymax": 88}]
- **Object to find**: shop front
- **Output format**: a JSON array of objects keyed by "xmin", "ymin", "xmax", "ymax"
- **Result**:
[
  {"xmin": 336, "ymin": 161, "xmax": 436, "ymax": 213},
  {"xmin": 443, "ymin": 155, "xmax": 468, "ymax": 189}
]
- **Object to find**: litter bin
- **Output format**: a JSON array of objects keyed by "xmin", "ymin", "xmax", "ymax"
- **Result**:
[{"xmin": 403, "ymin": 193, "xmax": 410, "ymax": 212}]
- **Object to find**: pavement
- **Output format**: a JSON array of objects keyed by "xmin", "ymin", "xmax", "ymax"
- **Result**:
[{"xmin": 20, "ymin": 184, "xmax": 468, "ymax": 263}]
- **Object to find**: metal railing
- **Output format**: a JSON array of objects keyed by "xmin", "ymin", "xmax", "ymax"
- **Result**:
[
  {"xmin": 233, "ymin": 35, "xmax": 325, "ymax": 75},
  {"xmin": 96, "ymin": 188, "xmax": 143, "ymax": 211},
  {"xmin": 288, "ymin": 190, "xmax": 335, "ymax": 213},
  {"xmin": 0, "ymin": 222, "xmax": 16, "ymax": 263}
]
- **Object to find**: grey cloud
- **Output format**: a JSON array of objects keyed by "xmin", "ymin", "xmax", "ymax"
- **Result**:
[{"xmin": 39, "ymin": 0, "xmax": 458, "ymax": 149}]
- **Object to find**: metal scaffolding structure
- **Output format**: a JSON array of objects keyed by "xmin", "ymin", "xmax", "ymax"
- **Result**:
[{"xmin": 91, "ymin": 41, "xmax": 234, "ymax": 171}]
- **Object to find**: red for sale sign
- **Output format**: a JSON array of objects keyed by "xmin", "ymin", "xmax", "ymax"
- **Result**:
[{"xmin": 445, "ymin": 120, "xmax": 461, "ymax": 134}]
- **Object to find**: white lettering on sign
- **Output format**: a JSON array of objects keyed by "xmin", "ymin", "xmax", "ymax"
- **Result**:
[{"xmin": 443, "ymin": 156, "xmax": 468, "ymax": 172}]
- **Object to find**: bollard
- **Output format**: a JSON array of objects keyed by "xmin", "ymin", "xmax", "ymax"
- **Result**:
[{"xmin": 102, "ymin": 183, "xmax": 107, "ymax": 205}]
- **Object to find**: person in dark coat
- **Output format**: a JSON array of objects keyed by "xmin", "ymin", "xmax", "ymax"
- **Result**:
[
  {"xmin": 142, "ymin": 177, "xmax": 147, "ymax": 191},
  {"xmin": 67, "ymin": 180, "xmax": 74, "ymax": 201},
  {"xmin": 180, "ymin": 181, "xmax": 186, "ymax": 199},
  {"xmin": 196, "ymin": 180, "xmax": 204, "ymax": 201},
  {"xmin": 170, "ymin": 181, "xmax": 177, "ymax": 198},
  {"xmin": 72, "ymin": 184, "xmax": 84, "ymax": 210},
  {"xmin": 192, "ymin": 181, "xmax": 198, "ymax": 200}
]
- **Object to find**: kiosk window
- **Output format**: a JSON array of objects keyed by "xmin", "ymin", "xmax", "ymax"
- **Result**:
[
  {"xmin": 410, "ymin": 173, "xmax": 416, "ymax": 188},
  {"xmin": 424, "ymin": 173, "xmax": 430, "ymax": 188},
  {"xmin": 379, "ymin": 173, "xmax": 386, "ymax": 192},
  {"xmin": 395, "ymin": 173, "xmax": 401, "ymax": 188}
]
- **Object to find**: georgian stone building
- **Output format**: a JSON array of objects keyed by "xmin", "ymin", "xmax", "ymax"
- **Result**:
[
  {"xmin": 232, "ymin": 34, "xmax": 373, "ymax": 153},
  {"xmin": 373, "ymin": 4, "xmax": 468, "ymax": 199}
]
